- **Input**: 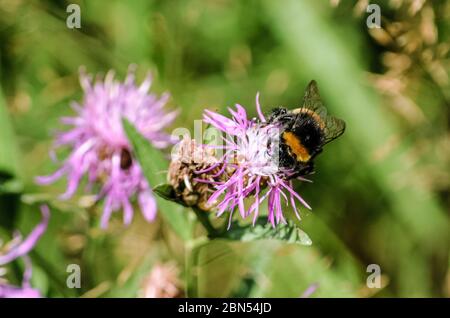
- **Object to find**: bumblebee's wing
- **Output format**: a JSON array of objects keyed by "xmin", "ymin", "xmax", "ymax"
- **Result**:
[
  {"xmin": 302, "ymin": 80, "xmax": 346, "ymax": 144},
  {"xmin": 323, "ymin": 116, "xmax": 346, "ymax": 144},
  {"xmin": 301, "ymin": 80, "xmax": 327, "ymax": 117}
]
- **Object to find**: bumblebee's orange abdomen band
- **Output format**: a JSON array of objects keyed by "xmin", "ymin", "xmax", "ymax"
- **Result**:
[{"xmin": 282, "ymin": 131, "xmax": 311, "ymax": 162}]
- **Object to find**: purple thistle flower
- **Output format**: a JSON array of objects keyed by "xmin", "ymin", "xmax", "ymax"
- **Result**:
[
  {"xmin": 202, "ymin": 93, "xmax": 311, "ymax": 228},
  {"xmin": 37, "ymin": 67, "xmax": 177, "ymax": 228},
  {"xmin": 0, "ymin": 205, "xmax": 49, "ymax": 298}
]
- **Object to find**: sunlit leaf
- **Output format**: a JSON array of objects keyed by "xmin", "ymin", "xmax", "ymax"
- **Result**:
[
  {"xmin": 122, "ymin": 119, "xmax": 192, "ymax": 240},
  {"xmin": 218, "ymin": 218, "xmax": 312, "ymax": 246}
]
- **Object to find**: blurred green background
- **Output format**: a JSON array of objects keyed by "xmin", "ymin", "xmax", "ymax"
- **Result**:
[{"xmin": 0, "ymin": 0, "xmax": 449, "ymax": 297}]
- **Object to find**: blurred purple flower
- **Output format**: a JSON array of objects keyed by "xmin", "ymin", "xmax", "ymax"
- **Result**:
[
  {"xmin": 0, "ymin": 205, "xmax": 49, "ymax": 298},
  {"xmin": 37, "ymin": 67, "xmax": 177, "ymax": 228},
  {"xmin": 139, "ymin": 262, "xmax": 182, "ymax": 298},
  {"xmin": 201, "ymin": 94, "xmax": 311, "ymax": 228},
  {"xmin": 300, "ymin": 283, "xmax": 318, "ymax": 298}
]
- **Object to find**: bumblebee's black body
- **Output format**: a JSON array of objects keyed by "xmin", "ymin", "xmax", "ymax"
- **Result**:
[
  {"xmin": 120, "ymin": 148, "xmax": 133, "ymax": 170},
  {"xmin": 267, "ymin": 81, "xmax": 345, "ymax": 177},
  {"xmin": 269, "ymin": 108, "xmax": 325, "ymax": 176}
]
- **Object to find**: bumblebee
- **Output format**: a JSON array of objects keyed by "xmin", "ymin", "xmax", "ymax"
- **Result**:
[
  {"xmin": 268, "ymin": 80, "xmax": 346, "ymax": 177},
  {"xmin": 120, "ymin": 148, "xmax": 133, "ymax": 170}
]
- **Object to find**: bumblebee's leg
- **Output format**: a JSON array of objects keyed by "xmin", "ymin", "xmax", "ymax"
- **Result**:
[
  {"xmin": 292, "ymin": 161, "xmax": 315, "ymax": 178},
  {"xmin": 302, "ymin": 162, "xmax": 315, "ymax": 175}
]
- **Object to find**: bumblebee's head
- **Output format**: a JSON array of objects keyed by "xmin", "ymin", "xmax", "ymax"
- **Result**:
[
  {"xmin": 269, "ymin": 107, "xmax": 288, "ymax": 118},
  {"xmin": 268, "ymin": 107, "xmax": 295, "ymax": 128}
]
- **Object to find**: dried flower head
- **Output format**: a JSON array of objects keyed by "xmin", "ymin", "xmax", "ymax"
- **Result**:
[
  {"xmin": 37, "ymin": 67, "xmax": 177, "ymax": 228},
  {"xmin": 0, "ymin": 205, "xmax": 49, "ymax": 298},
  {"xmin": 201, "ymin": 94, "xmax": 311, "ymax": 227},
  {"xmin": 168, "ymin": 136, "xmax": 228, "ymax": 211}
]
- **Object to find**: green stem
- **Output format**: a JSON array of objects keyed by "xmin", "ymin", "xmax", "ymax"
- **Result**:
[
  {"xmin": 185, "ymin": 236, "xmax": 208, "ymax": 297},
  {"xmin": 185, "ymin": 208, "xmax": 220, "ymax": 296},
  {"xmin": 192, "ymin": 206, "xmax": 219, "ymax": 238}
]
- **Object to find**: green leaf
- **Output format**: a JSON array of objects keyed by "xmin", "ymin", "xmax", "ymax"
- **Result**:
[
  {"xmin": 251, "ymin": 242, "xmax": 360, "ymax": 297},
  {"xmin": 218, "ymin": 218, "xmax": 312, "ymax": 246},
  {"xmin": 122, "ymin": 119, "xmax": 192, "ymax": 240},
  {"xmin": 187, "ymin": 240, "xmax": 248, "ymax": 297},
  {"xmin": 189, "ymin": 239, "xmax": 359, "ymax": 297},
  {"xmin": 153, "ymin": 183, "xmax": 186, "ymax": 206},
  {"xmin": 0, "ymin": 89, "xmax": 22, "ymax": 192}
]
